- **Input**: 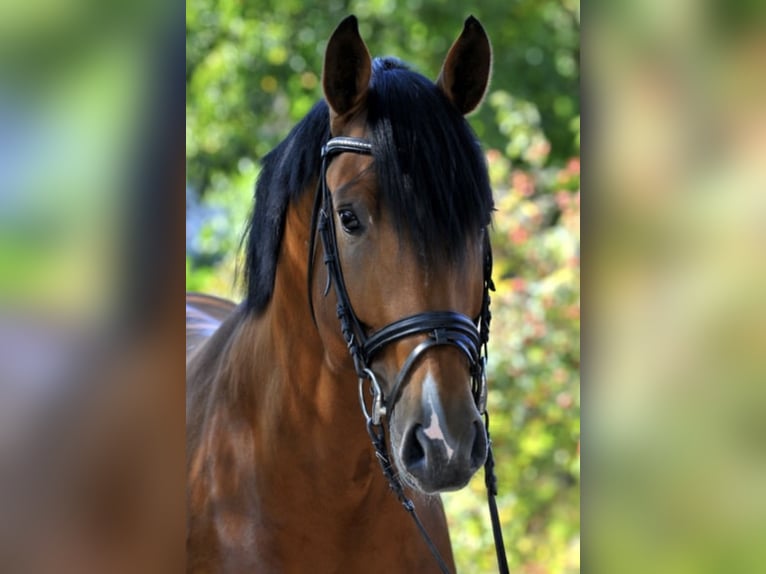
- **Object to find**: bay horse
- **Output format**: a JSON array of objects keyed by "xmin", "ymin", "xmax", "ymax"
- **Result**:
[{"xmin": 187, "ymin": 15, "xmax": 498, "ymax": 573}]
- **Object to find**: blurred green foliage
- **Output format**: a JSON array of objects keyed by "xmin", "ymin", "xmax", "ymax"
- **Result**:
[
  {"xmin": 186, "ymin": 0, "xmax": 580, "ymax": 204},
  {"xmin": 187, "ymin": 2, "xmax": 579, "ymax": 572}
]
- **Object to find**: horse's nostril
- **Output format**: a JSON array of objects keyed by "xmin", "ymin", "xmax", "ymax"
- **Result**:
[
  {"xmin": 470, "ymin": 420, "xmax": 488, "ymax": 469},
  {"xmin": 401, "ymin": 424, "xmax": 426, "ymax": 469}
]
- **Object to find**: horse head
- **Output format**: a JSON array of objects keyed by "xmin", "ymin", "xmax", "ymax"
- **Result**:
[{"xmin": 312, "ymin": 15, "xmax": 494, "ymax": 494}]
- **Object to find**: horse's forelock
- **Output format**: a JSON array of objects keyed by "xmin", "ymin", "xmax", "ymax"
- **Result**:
[{"xmin": 367, "ymin": 58, "xmax": 493, "ymax": 265}]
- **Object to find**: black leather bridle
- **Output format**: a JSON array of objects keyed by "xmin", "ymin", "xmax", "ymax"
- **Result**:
[{"xmin": 308, "ymin": 136, "xmax": 509, "ymax": 574}]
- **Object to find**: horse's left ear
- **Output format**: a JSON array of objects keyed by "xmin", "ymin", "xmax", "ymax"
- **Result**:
[
  {"xmin": 323, "ymin": 15, "xmax": 372, "ymax": 124},
  {"xmin": 436, "ymin": 16, "xmax": 492, "ymax": 115}
]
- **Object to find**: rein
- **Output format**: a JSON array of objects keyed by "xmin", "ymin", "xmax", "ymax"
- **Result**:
[{"xmin": 309, "ymin": 136, "xmax": 509, "ymax": 574}]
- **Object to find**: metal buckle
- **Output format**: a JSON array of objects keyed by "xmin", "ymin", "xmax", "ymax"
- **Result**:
[{"xmin": 358, "ymin": 367, "xmax": 386, "ymax": 425}]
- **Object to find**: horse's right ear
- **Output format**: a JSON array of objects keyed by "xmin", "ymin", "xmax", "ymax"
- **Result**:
[
  {"xmin": 322, "ymin": 15, "xmax": 371, "ymax": 125},
  {"xmin": 436, "ymin": 16, "xmax": 492, "ymax": 115}
]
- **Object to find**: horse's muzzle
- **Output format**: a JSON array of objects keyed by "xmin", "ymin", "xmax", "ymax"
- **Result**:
[{"xmin": 398, "ymin": 413, "xmax": 487, "ymax": 493}]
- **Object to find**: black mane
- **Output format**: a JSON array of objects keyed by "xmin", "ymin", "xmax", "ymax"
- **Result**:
[{"xmin": 244, "ymin": 57, "xmax": 493, "ymax": 313}]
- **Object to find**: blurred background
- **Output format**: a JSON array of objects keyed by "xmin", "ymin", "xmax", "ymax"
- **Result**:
[
  {"xmin": 0, "ymin": 1, "xmax": 185, "ymax": 572},
  {"xmin": 588, "ymin": 2, "xmax": 766, "ymax": 572},
  {"xmin": 186, "ymin": 1, "xmax": 580, "ymax": 573}
]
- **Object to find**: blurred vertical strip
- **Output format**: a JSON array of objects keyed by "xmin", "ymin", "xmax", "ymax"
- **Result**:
[
  {"xmin": 0, "ymin": 0, "xmax": 185, "ymax": 572},
  {"xmin": 588, "ymin": 1, "xmax": 766, "ymax": 572}
]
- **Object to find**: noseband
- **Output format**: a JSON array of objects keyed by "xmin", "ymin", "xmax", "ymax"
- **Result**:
[
  {"xmin": 309, "ymin": 136, "xmax": 493, "ymax": 425},
  {"xmin": 308, "ymin": 136, "xmax": 508, "ymax": 574}
]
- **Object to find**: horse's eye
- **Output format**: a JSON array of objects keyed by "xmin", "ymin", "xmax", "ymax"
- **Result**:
[{"xmin": 338, "ymin": 209, "xmax": 362, "ymax": 234}]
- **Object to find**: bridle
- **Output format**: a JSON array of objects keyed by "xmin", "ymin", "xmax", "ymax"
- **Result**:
[
  {"xmin": 309, "ymin": 136, "xmax": 492, "ymax": 421},
  {"xmin": 308, "ymin": 135, "xmax": 509, "ymax": 574}
]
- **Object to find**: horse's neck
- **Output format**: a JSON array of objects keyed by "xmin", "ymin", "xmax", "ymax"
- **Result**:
[
  {"xmin": 247, "ymin": 302, "xmax": 372, "ymax": 480},
  {"xmin": 198, "ymin": 308, "xmax": 450, "ymax": 571},
  {"xmin": 187, "ymin": 287, "xmax": 402, "ymax": 566},
  {"xmin": 187, "ymin": 277, "xmax": 372, "ymax": 482}
]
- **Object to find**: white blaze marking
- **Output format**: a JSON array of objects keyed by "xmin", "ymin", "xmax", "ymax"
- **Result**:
[{"xmin": 421, "ymin": 372, "xmax": 455, "ymax": 461}]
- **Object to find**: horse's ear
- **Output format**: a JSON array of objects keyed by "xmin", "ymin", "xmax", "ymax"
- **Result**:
[
  {"xmin": 436, "ymin": 16, "xmax": 492, "ymax": 115},
  {"xmin": 323, "ymin": 15, "xmax": 372, "ymax": 122}
]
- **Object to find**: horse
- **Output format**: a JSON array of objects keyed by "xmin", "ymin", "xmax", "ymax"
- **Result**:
[{"xmin": 187, "ymin": 15, "xmax": 497, "ymax": 573}]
